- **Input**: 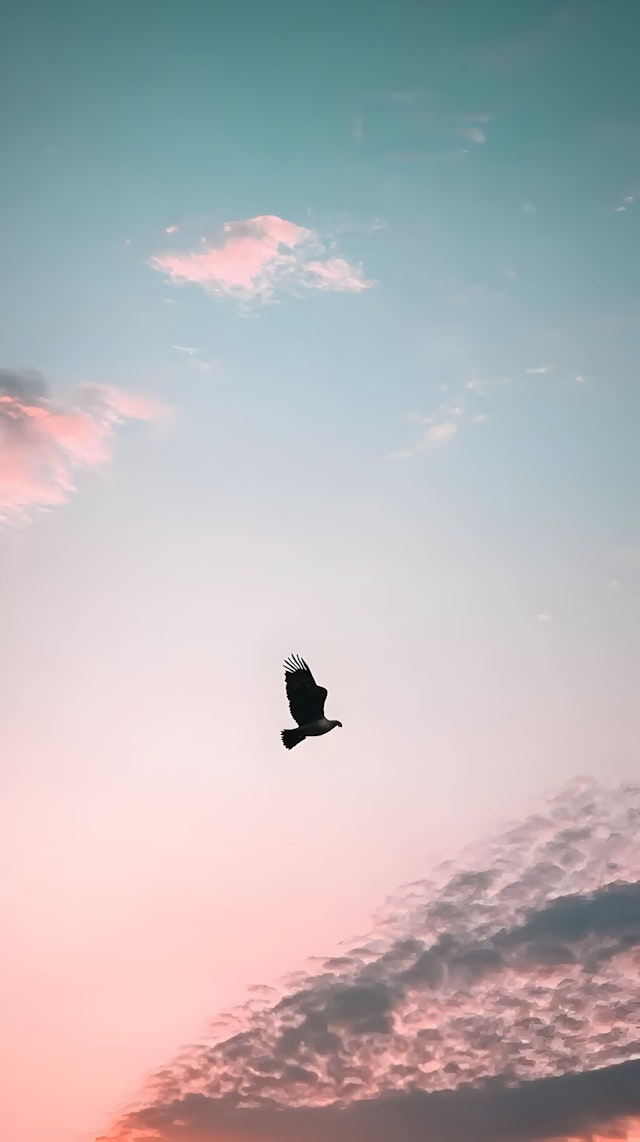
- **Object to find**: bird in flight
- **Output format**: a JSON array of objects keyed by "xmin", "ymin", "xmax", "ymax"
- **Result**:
[{"xmin": 281, "ymin": 654, "xmax": 342, "ymax": 750}]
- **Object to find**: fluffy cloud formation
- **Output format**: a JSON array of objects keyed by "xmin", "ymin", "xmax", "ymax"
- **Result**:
[
  {"xmin": 149, "ymin": 215, "xmax": 374, "ymax": 304},
  {"xmin": 102, "ymin": 778, "xmax": 640, "ymax": 1142},
  {"xmin": 0, "ymin": 369, "xmax": 159, "ymax": 523}
]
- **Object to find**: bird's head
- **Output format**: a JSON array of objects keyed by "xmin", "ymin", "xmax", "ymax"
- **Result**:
[{"xmin": 333, "ymin": 720, "xmax": 343, "ymax": 729}]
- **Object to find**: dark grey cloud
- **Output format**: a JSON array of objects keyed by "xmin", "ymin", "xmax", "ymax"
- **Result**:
[
  {"xmin": 102, "ymin": 1061, "xmax": 640, "ymax": 1142},
  {"xmin": 101, "ymin": 779, "xmax": 640, "ymax": 1142},
  {"xmin": 0, "ymin": 367, "xmax": 48, "ymax": 402}
]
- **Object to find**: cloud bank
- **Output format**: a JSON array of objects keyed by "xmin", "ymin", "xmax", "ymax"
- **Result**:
[
  {"xmin": 0, "ymin": 369, "xmax": 159, "ymax": 523},
  {"xmin": 149, "ymin": 215, "xmax": 374, "ymax": 305},
  {"xmin": 101, "ymin": 778, "xmax": 640, "ymax": 1142}
]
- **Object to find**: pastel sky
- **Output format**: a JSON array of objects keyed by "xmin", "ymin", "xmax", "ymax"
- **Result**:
[{"xmin": 0, "ymin": 2, "xmax": 639, "ymax": 1142}]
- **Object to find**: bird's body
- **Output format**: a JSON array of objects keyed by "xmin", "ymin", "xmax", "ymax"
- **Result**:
[
  {"xmin": 299, "ymin": 716, "xmax": 337, "ymax": 737},
  {"xmin": 281, "ymin": 655, "xmax": 342, "ymax": 749}
]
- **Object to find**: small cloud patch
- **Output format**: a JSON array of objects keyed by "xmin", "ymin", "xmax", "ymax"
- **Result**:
[
  {"xmin": 0, "ymin": 368, "xmax": 162, "ymax": 525},
  {"xmin": 150, "ymin": 215, "xmax": 374, "ymax": 307}
]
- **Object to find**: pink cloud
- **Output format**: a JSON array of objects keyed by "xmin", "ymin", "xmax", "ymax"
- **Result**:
[
  {"xmin": 0, "ymin": 370, "xmax": 160, "ymax": 524},
  {"xmin": 150, "ymin": 214, "xmax": 374, "ymax": 304}
]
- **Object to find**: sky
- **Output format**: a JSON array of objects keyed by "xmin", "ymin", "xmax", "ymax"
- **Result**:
[{"xmin": 0, "ymin": 1, "xmax": 639, "ymax": 1141}]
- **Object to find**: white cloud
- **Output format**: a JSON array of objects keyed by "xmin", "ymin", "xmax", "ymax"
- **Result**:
[
  {"xmin": 457, "ymin": 126, "xmax": 486, "ymax": 144},
  {"xmin": 426, "ymin": 419, "xmax": 458, "ymax": 445},
  {"xmin": 465, "ymin": 377, "xmax": 488, "ymax": 393},
  {"xmin": 172, "ymin": 345, "xmax": 217, "ymax": 373}
]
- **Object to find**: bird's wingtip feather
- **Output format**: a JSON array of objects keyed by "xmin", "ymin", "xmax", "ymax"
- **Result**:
[{"xmin": 284, "ymin": 654, "xmax": 310, "ymax": 674}]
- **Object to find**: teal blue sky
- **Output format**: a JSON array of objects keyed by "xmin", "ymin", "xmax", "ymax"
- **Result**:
[{"xmin": 1, "ymin": 4, "xmax": 639, "ymax": 1142}]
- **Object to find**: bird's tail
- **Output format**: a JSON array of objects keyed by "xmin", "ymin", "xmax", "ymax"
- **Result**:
[{"xmin": 281, "ymin": 728, "xmax": 305, "ymax": 750}]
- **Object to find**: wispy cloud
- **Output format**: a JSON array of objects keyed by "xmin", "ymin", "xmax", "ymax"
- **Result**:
[
  {"xmin": 425, "ymin": 419, "xmax": 459, "ymax": 445},
  {"xmin": 378, "ymin": 88, "xmax": 424, "ymax": 103},
  {"xmin": 304, "ymin": 257, "xmax": 372, "ymax": 293},
  {"xmin": 525, "ymin": 366, "xmax": 592, "ymax": 389},
  {"xmin": 389, "ymin": 377, "xmax": 491, "ymax": 460},
  {"xmin": 388, "ymin": 414, "xmax": 461, "ymax": 460},
  {"xmin": 101, "ymin": 779, "xmax": 640, "ymax": 1142},
  {"xmin": 457, "ymin": 126, "xmax": 486, "ymax": 144},
  {"xmin": 0, "ymin": 369, "xmax": 161, "ymax": 525},
  {"xmin": 350, "ymin": 110, "xmax": 364, "ymax": 143},
  {"xmin": 149, "ymin": 215, "xmax": 374, "ymax": 306},
  {"xmin": 390, "ymin": 339, "xmax": 584, "ymax": 462},
  {"xmin": 603, "ymin": 578, "xmax": 640, "ymax": 608},
  {"xmin": 354, "ymin": 94, "xmax": 490, "ymax": 164},
  {"xmin": 172, "ymin": 345, "xmax": 217, "ymax": 373},
  {"xmin": 465, "ymin": 377, "xmax": 490, "ymax": 394}
]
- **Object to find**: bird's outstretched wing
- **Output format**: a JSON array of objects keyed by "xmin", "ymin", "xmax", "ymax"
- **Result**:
[{"xmin": 284, "ymin": 654, "xmax": 327, "ymax": 726}]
